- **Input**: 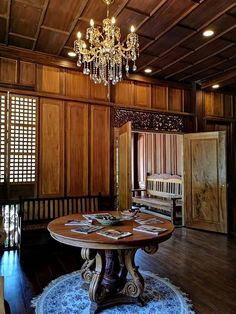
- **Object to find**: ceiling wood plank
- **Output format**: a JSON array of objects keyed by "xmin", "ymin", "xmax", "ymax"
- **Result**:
[
  {"xmin": 164, "ymin": 43, "xmax": 234, "ymax": 79},
  {"xmin": 140, "ymin": 2, "xmax": 236, "ymax": 73},
  {"xmin": 179, "ymin": 55, "xmax": 236, "ymax": 81},
  {"xmin": 5, "ymin": 0, "xmax": 11, "ymax": 45},
  {"xmin": 57, "ymin": 0, "xmax": 90, "ymax": 56},
  {"xmin": 32, "ymin": 0, "xmax": 50, "ymax": 50},
  {"xmin": 201, "ymin": 68, "xmax": 236, "ymax": 88},
  {"xmin": 163, "ymin": 23, "xmax": 236, "ymax": 78},
  {"xmin": 40, "ymin": 25, "xmax": 69, "ymax": 35}
]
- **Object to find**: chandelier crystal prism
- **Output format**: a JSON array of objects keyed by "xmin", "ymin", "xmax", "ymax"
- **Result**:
[{"xmin": 74, "ymin": 0, "xmax": 139, "ymax": 86}]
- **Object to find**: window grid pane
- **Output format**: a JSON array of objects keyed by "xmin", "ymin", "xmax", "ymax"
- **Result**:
[{"xmin": 9, "ymin": 96, "xmax": 37, "ymax": 183}]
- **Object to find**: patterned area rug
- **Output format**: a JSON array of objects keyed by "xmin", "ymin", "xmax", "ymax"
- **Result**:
[{"xmin": 32, "ymin": 270, "xmax": 195, "ymax": 314}]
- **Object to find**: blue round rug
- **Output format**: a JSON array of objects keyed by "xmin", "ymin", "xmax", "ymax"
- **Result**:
[{"xmin": 32, "ymin": 270, "xmax": 195, "ymax": 314}]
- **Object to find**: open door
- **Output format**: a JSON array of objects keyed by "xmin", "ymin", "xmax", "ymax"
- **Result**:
[
  {"xmin": 118, "ymin": 122, "xmax": 132, "ymax": 210},
  {"xmin": 184, "ymin": 131, "xmax": 227, "ymax": 233}
]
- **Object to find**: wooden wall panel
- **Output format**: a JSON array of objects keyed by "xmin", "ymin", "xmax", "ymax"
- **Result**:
[
  {"xmin": 151, "ymin": 85, "xmax": 167, "ymax": 110},
  {"xmin": 134, "ymin": 82, "xmax": 151, "ymax": 108},
  {"xmin": 90, "ymin": 105, "xmax": 110, "ymax": 195},
  {"xmin": 66, "ymin": 102, "xmax": 88, "ymax": 196},
  {"xmin": 168, "ymin": 88, "xmax": 182, "ymax": 112},
  {"xmin": 0, "ymin": 57, "xmax": 17, "ymax": 83},
  {"xmin": 37, "ymin": 65, "xmax": 64, "ymax": 94},
  {"xmin": 213, "ymin": 93, "xmax": 224, "ymax": 117},
  {"xmin": 113, "ymin": 81, "xmax": 134, "ymax": 107},
  {"xmin": 204, "ymin": 92, "xmax": 214, "ymax": 116},
  {"xmin": 39, "ymin": 98, "xmax": 64, "ymax": 197},
  {"xmin": 90, "ymin": 82, "xmax": 108, "ymax": 101},
  {"xmin": 183, "ymin": 89, "xmax": 192, "ymax": 113},
  {"xmin": 65, "ymin": 70, "xmax": 89, "ymax": 98},
  {"xmin": 224, "ymin": 94, "xmax": 233, "ymax": 118},
  {"xmin": 19, "ymin": 61, "xmax": 36, "ymax": 86}
]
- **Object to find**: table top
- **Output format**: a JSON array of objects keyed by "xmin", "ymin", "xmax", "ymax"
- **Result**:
[{"xmin": 47, "ymin": 211, "xmax": 174, "ymax": 250}]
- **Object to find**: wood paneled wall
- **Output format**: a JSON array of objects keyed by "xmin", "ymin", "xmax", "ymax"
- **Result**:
[{"xmin": 1, "ymin": 54, "xmax": 234, "ymax": 202}]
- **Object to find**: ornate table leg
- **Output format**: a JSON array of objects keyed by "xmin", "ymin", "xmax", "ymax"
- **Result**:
[
  {"xmin": 81, "ymin": 248, "xmax": 96, "ymax": 283},
  {"xmin": 81, "ymin": 248, "xmax": 107, "ymax": 313},
  {"xmin": 120, "ymin": 248, "xmax": 144, "ymax": 304}
]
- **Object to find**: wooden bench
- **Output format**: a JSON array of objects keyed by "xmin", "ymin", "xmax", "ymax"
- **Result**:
[
  {"xmin": 19, "ymin": 194, "xmax": 101, "ymax": 262},
  {"xmin": 132, "ymin": 174, "xmax": 182, "ymax": 223}
]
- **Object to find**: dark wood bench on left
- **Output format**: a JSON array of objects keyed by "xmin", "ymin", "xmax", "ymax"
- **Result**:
[{"xmin": 18, "ymin": 194, "xmax": 102, "ymax": 263}]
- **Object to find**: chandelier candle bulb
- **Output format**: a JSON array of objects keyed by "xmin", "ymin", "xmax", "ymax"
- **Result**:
[{"xmin": 73, "ymin": 0, "xmax": 139, "ymax": 86}]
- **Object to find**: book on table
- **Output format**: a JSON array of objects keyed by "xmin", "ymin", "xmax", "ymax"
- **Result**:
[
  {"xmin": 135, "ymin": 217, "xmax": 164, "ymax": 225},
  {"xmin": 65, "ymin": 219, "xmax": 92, "ymax": 226},
  {"xmin": 133, "ymin": 225, "xmax": 167, "ymax": 235},
  {"xmin": 97, "ymin": 229, "xmax": 132, "ymax": 240},
  {"xmin": 71, "ymin": 225, "xmax": 103, "ymax": 234}
]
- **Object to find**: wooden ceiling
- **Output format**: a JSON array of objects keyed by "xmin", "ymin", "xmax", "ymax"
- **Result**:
[{"xmin": 0, "ymin": 0, "xmax": 236, "ymax": 90}]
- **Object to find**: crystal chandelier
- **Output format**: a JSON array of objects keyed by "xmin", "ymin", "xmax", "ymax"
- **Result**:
[{"xmin": 74, "ymin": 0, "xmax": 139, "ymax": 86}]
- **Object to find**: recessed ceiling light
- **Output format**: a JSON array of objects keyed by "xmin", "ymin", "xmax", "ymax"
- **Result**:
[
  {"xmin": 144, "ymin": 68, "xmax": 152, "ymax": 73},
  {"xmin": 203, "ymin": 29, "xmax": 214, "ymax": 37},
  {"xmin": 212, "ymin": 84, "xmax": 220, "ymax": 89},
  {"xmin": 68, "ymin": 51, "xmax": 76, "ymax": 57}
]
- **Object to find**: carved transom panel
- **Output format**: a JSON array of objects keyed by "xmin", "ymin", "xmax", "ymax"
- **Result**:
[{"xmin": 112, "ymin": 108, "xmax": 184, "ymax": 132}]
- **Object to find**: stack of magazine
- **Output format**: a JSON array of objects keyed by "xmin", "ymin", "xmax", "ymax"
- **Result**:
[{"xmin": 133, "ymin": 225, "xmax": 167, "ymax": 235}]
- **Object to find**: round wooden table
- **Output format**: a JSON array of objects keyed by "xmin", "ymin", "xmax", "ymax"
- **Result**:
[{"xmin": 48, "ymin": 211, "xmax": 174, "ymax": 313}]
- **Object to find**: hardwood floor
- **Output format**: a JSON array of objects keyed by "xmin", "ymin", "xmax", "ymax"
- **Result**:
[{"xmin": 1, "ymin": 227, "xmax": 236, "ymax": 314}]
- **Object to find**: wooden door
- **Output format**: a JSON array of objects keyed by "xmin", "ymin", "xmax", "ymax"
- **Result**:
[
  {"xmin": 118, "ymin": 122, "xmax": 132, "ymax": 210},
  {"xmin": 184, "ymin": 131, "xmax": 227, "ymax": 233}
]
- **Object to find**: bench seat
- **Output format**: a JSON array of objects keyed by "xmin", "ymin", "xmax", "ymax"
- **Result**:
[{"xmin": 132, "ymin": 174, "xmax": 182, "ymax": 224}]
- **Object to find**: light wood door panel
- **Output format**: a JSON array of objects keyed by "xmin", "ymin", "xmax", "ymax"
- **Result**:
[
  {"xmin": 90, "ymin": 105, "xmax": 110, "ymax": 195},
  {"xmin": 118, "ymin": 122, "xmax": 132, "ymax": 210},
  {"xmin": 39, "ymin": 98, "xmax": 64, "ymax": 197},
  {"xmin": 184, "ymin": 131, "xmax": 227, "ymax": 233},
  {"xmin": 66, "ymin": 102, "xmax": 88, "ymax": 196}
]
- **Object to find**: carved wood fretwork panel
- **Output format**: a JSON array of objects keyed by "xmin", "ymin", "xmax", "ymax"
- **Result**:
[{"xmin": 112, "ymin": 108, "xmax": 184, "ymax": 132}]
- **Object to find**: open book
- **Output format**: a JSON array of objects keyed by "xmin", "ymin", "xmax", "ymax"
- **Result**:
[
  {"xmin": 133, "ymin": 225, "xmax": 167, "ymax": 235},
  {"xmin": 71, "ymin": 225, "xmax": 103, "ymax": 234},
  {"xmin": 97, "ymin": 229, "xmax": 132, "ymax": 240}
]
